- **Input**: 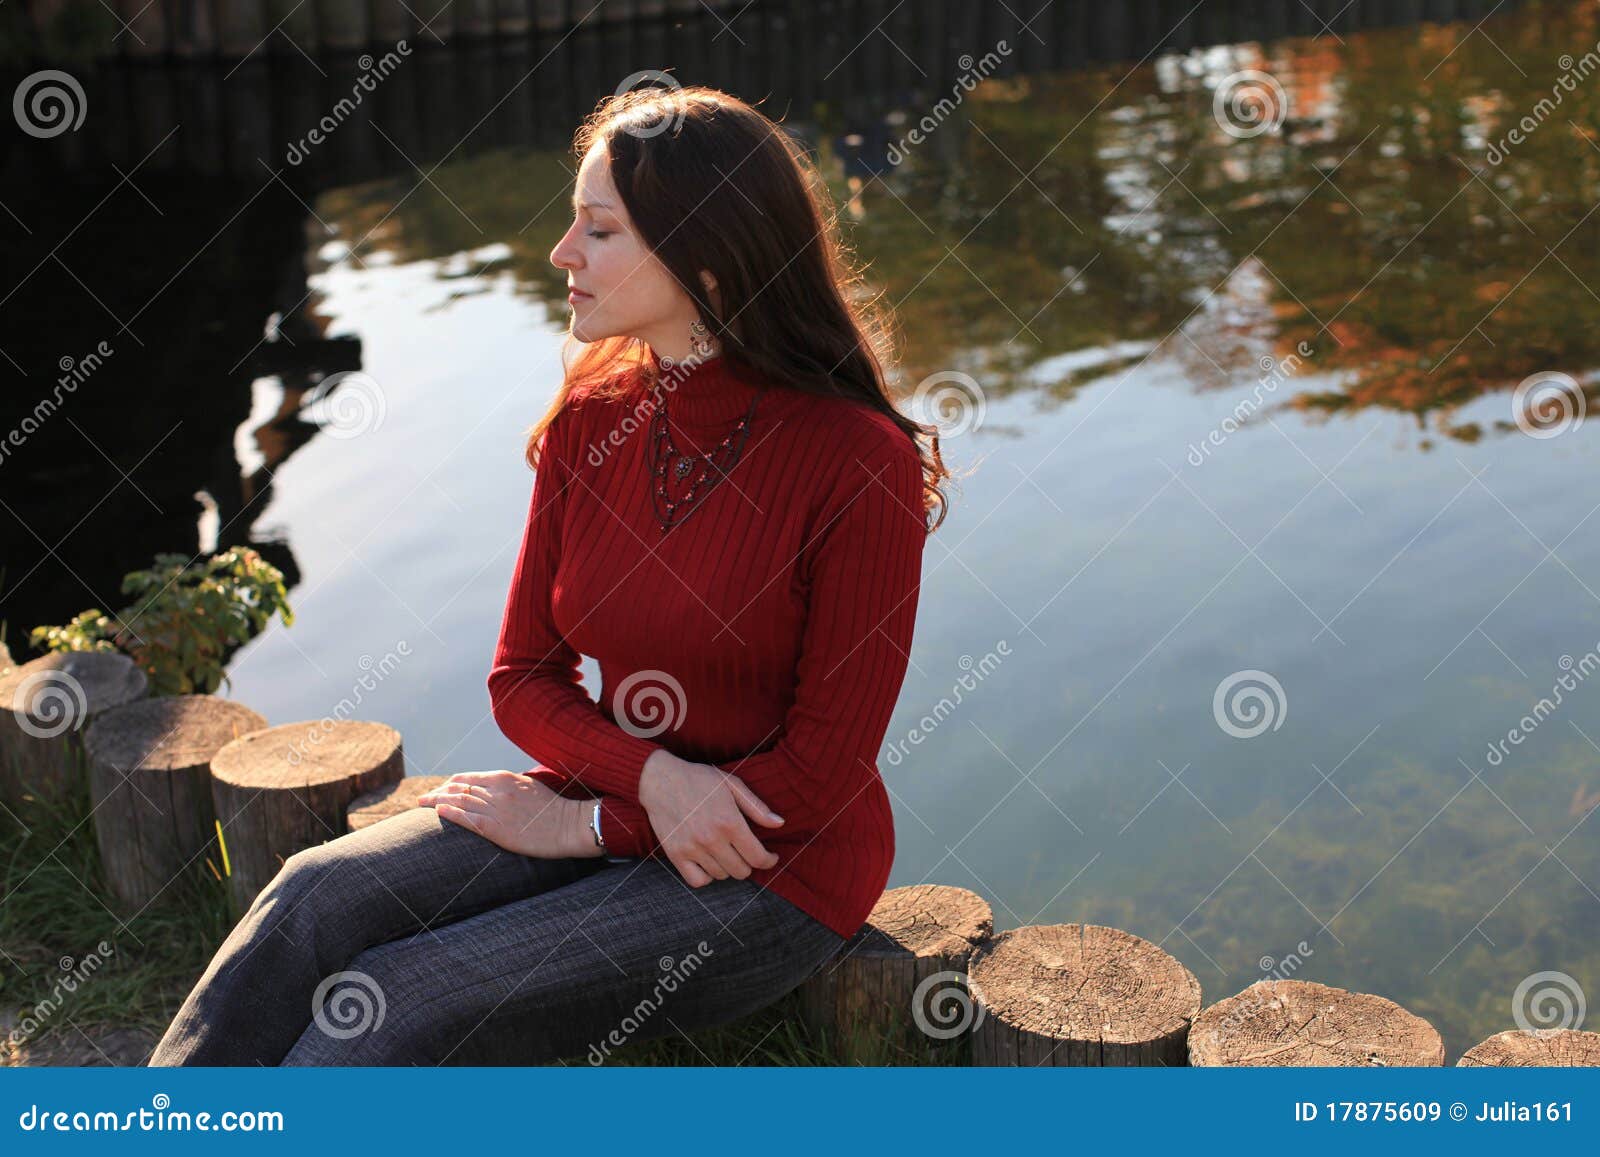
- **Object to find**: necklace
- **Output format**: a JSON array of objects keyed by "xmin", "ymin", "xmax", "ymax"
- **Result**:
[{"xmin": 648, "ymin": 385, "xmax": 765, "ymax": 531}]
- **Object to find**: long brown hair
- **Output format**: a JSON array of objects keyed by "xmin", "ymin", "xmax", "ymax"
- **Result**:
[{"xmin": 525, "ymin": 83, "xmax": 949, "ymax": 531}]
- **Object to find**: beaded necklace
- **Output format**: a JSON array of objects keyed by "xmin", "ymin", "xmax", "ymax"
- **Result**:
[{"xmin": 647, "ymin": 381, "xmax": 766, "ymax": 531}]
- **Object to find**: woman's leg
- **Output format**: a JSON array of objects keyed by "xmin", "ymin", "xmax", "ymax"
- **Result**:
[
  {"xmin": 146, "ymin": 806, "xmax": 609, "ymax": 1067},
  {"xmin": 279, "ymin": 857, "xmax": 846, "ymax": 1066}
]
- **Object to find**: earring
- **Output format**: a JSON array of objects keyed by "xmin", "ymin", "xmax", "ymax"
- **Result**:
[{"xmin": 689, "ymin": 317, "xmax": 718, "ymax": 359}]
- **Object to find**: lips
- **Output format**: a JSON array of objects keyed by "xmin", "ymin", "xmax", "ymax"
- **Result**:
[{"xmin": 567, "ymin": 286, "xmax": 593, "ymax": 300}]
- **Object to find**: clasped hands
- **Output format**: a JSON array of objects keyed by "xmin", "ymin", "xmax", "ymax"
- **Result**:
[{"xmin": 415, "ymin": 748, "xmax": 784, "ymax": 887}]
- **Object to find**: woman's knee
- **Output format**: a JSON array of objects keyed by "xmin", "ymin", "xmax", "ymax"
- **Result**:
[{"xmin": 244, "ymin": 836, "xmax": 375, "ymax": 953}]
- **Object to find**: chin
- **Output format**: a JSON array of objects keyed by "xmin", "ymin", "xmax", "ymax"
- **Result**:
[{"xmin": 570, "ymin": 314, "xmax": 623, "ymax": 345}]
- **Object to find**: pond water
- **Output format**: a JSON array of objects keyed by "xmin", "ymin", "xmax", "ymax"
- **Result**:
[{"xmin": 4, "ymin": 0, "xmax": 1599, "ymax": 1058}]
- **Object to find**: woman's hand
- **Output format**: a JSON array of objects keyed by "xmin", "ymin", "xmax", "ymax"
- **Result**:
[
  {"xmin": 415, "ymin": 770, "xmax": 602, "ymax": 860},
  {"xmin": 638, "ymin": 749, "xmax": 785, "ymax": 886}
]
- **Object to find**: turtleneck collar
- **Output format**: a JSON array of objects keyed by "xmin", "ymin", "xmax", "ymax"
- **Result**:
[{"xmin": 646, "ymin": 348, "xmax": 774, "ymax": 433}]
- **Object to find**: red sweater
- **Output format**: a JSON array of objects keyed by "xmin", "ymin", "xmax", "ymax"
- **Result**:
[{"xmin": 487, "ymin": 351, "xmax": 928, "ymax": 939}]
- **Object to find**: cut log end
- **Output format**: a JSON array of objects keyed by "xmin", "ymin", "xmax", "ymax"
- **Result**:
[
  {"xmin": 211, "ymin": 719, "xmax": 402, "ymax": 789},
  {"xmin": 1457, "ymin": 1028, "xmax": 1600, "ymax": 1066},
  {"xmin": 0, "ymin": 650, "xmax": 149, "ymax": 731},
  {"xmin": 969, "ymin": 923, "xmax": 1203, "ymax": 1065},
  {"xmin": 85, "ymin": 695, "xmax": 267, "ymax": 773},
  {"xmin": 847, "ymin": 883, "xmax": 994, "ymax": 959},
  {"xmin": 1190, "ymin": 979, "xmax": 1445, "ymax": 1067},
  {"xmin": 347, "ymin": 775, "xmax": 449, "ymax": 831},
  {"xmin": 210, "ymin": 720, "xmax": 405, "ymax": 913}
]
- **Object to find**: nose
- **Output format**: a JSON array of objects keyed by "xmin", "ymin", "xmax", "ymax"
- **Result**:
[{"xmin": 550, "ymin": 223, "xmax": 582, "ymax": 272}]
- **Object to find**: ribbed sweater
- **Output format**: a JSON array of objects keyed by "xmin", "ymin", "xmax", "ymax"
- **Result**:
[{"xmin": 486, "ymin": 350, "xmax": 928, "ymax": 939}]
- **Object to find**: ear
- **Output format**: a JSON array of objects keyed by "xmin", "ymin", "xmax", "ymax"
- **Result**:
[{"xmin": 698, "ymin": 269, "xmax": 718, "ymax": 295}]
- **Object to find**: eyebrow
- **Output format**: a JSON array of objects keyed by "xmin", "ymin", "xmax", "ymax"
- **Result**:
[{"xmin": 572, "ymin": 197, "xmax": 615, "ymax": 212}]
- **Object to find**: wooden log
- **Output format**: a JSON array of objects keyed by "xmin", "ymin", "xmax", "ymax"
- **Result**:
[
  {"xmin": 84, "ymin": 695, "xmax": 268, "ymax": 912},
  {"xmin": 970, "ymin": 923, "xmax": 1202, "ymax": 1065},
  {"xmin": 798, "ymin": 884, "xmax": 992, "ymax": 1062},
  {"xmin": 1190, "ymin": 979, "xmax": 1445, "ymax": 1066},
  {"xmin": 347, "ymin": 774, "xmax": 448, "ymax": 831},
  {"xmin": 0, "ymin": 652, "xmax": 148, "ymax": 813},
  {"xmin": 1457, "ymin": 1028, "xmax": 1600, "ymax": 1066},
  {"xmin": 209, "ymin": 720, "xmax": 404, "ymax": 915}
]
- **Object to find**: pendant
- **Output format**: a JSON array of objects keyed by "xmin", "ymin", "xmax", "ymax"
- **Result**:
[{"xmin": 673, "ymin": 456, "xmax": 694, "ymax": 480}]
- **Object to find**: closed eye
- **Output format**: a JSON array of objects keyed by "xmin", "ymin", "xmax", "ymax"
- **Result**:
[{"xmin": 587, "ymin": 229, "xmax": 613, "ymax": 240}]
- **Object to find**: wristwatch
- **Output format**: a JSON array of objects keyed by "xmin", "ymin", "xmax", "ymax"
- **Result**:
[{"xmin": 588, "ymin": 801, "xmax": 605, "ymax": 850}]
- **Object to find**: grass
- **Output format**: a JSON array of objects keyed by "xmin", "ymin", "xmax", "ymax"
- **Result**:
[
  {"xmin": 0, "ymin": 754, "xmax": 958, "ymax": 1067},
  {"xmin": 0, "ymin": 759, "xmax": 238, "ymax": 1065}
]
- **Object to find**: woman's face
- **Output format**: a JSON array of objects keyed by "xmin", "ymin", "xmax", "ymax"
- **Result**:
[{"xmin": 549, "ymin": 142, "xmax": 698, "ymax": 352}]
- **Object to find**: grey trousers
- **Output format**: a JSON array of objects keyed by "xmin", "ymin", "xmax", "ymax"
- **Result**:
[{"xmin": 145, "ymin": 806, "xmax": 846, "ymax": 1066}]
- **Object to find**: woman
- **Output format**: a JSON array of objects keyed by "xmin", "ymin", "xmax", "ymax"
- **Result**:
[{"xmin": 147, "ymin": 84, "xmax": 948, "ymax": 1067}]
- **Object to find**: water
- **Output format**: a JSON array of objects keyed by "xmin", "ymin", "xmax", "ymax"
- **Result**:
[{"xmin": 3, "ymin": 0, "xmax": 1598, "ymax": 1057}]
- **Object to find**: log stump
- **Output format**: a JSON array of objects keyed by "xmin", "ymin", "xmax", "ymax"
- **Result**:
[
  {"xmin": 970, "ymin": 923, "xmax": 1202, "ymax": 1065},
  {"xmin": 1189, "ymin": 979, "xmax": 1445, "ymax": 1066},
  {"xmin": 210, "ymin": 720, "xmax": 404, "ymax": 915},
  {"xmin": 798, "ymin": 884, "xmax": 992, "ymax": 1063},
  {"xmin": 347, "ymin": 774, "xmax": 448, "ymax": 831},
  {"xmin": 0, "ymin": 651, "xmax": 148, "ymax": 813},
  {"xmin": 1457, "ymin": 1028, "xmax": 1600, "ymax": 1066},
  {"xmin": 84, "ymin": 695, "xmax": 268, "ymax": 912}
]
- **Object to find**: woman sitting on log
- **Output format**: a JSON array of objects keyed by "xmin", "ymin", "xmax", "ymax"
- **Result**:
[{"xmin": 148, "ymin": 84, "xmax": 948, "ymax": 1066}]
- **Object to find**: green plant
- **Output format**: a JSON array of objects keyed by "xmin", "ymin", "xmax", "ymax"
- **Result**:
[{"xmin": 29, "ymin": 547, "xmax": 294, "ymax": 696}]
